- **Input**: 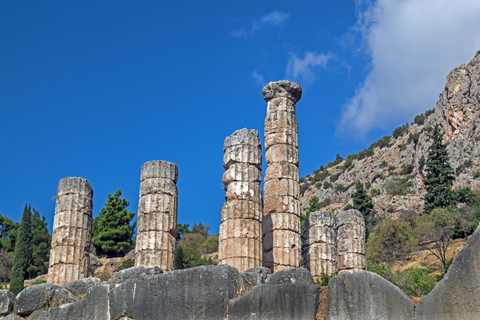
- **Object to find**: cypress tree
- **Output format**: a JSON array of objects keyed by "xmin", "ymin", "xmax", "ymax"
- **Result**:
[
  {"xmin": 423, "ymin": 124, "xmax": 455, "ymax": 214},
  {"xmin": 352, "ymin": 181, "xmax": 376, "ymax": 238},
  {"xmin": 27, "ymin": 209, "xmax": 51, "ymax": 278},
  {"xmin": 92, "ymin": 190, "xmax": 136, "ymax": 257},
  {"xmin": 10, "ymin": 204, "xmax": 32, "ymax": 295}
]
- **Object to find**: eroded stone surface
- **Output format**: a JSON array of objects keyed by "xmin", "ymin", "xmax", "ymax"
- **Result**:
[
  {"xmin": 336, "ymin": 210, "xmax": 366, "ymax": 273},
  {"xmin": 219, "ymin": 129, "xmax": 262, "ymax": 272},
  {"xmin": 303, "ymin": 211, "xmax": 338, "ymax": 278},
  {"xmin": 47, "ymin": 177, "xmax": 93, "ymax": 286},
  {"xmin": 135, "ymin": 160, "xmax": 178, "ymax": 271}
]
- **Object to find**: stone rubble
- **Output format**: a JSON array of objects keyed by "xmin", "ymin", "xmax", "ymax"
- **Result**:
[
  {"xmin": 262, "ymin": 80, "xmax": 303, "ymax": 272},
  {"xmin": 219, "ymin": 129, "xmax": 263, "ymax": 272},
  {"xmin": 47, "ymin": 177, "xmax": 93, "ymax": 286},
  {"xmin": 135, "ymin": 160, "xmax": 178, "ymax": 271}
]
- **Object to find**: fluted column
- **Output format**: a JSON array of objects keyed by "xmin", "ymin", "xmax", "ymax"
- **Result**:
[
  {"xmin": 303, "ymin": 211, "xmax": 337, "ymax": 280},
  {"xmin": 135, "ymin": 160, "xmax": 178, "ymax": 271},
  {"xmin": 219, "ymin": 129, "xmax": 262, "ymax": 272},
  {"xmin": 262, "ymin": 80, "xmax": 302, "ymax": 272},
  {"xmin": 336, "ymin": 209, "xmax": 367, "ymax": 273},
  {"xmin": 48, "ymin": 177, "xmax": 93, "ymax": 286}
]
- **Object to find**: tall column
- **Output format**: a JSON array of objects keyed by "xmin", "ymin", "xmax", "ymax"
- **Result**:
[
  {"xmin": 336, "ymin": 209, "xmax": 367, "ymax": 273},
  {"xmin": 219, "ymin": 129, "xmax": 262, "ymax": 272},
  {"xmin": 262, "ymin": 80, "xmax": 302, "ymax": 272},
  {"xmin": 48, "ymin": 177, "xmax": 93, "ymax": 286},
  {"xmin": 303, "ymin": 211, "xmax": 337, "ymax": 280},
  {"xmin": 135, "ymin": 160, "xmax": 178, "ymax": 271}
]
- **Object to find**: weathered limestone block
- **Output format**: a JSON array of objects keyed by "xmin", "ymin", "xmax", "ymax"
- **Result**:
[
  {"xmin": 416, "ymin": 224, "xmax": 480, "ymax": 320},
  {"xmin": 109, "ymin": 265, "xmax": 239, "ymax": 320},
  {"xmin": 222, "ymin": 163, "xmax": 261, "ymax": 189},
  {"xmin": 303, "ymin": 211, "xmax": 337, "ymax": 278},
  {"xmin": 0, "ymin": 290, "xmax": 16, "ymax": 316},
  {"xmin": 62, "ymin": 277, "xmax": 101, "ymax": 301},
  {"xmin": 14, "ymin": 283, "xmax": 58, "ymax": 316},
  {"xmin": 336, "ymin": 209, "xmax": 366, "ymax": 273},
  {"xmin": 265, "ymin": 267, "xmax": 315, "ymax": 285},
  {"xmin": 48, "ymin": 177, "xmax": 93, "ymax": 286},
  {"xmin": 136, "ymin": 160, "xmax": 178, "ymax": 271},
  {"xmin": 219, "ymin": 129, "xmax": 262, "ymax": 272},
  {"xmin": 262, "ymin": 81, "xmax": 302, "ymax": 272},
  {"xmin": 220, "ymin": 200, "xmax": 262, "ymax": 222},
  {"xmin": 264, "ymin": 162, "xmax": 299, "ymax": 182},
  {"xmin": 325, "ymin": 271, "xmax": 414, "ymax": 320}
]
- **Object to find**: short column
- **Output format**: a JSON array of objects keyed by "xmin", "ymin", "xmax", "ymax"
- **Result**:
[{"xmin": 336, "ymin": 209, "xmax": 367, "ymax": 273}]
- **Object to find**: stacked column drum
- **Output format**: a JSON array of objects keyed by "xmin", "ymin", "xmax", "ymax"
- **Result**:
[
  {"xmin": 135, "ymin": 160, "xmax": 178, "ymax": 271},
  {"xmin": 336, "ymin": 209, "xmax": 367, "ymax": 273},
  {"xmin": 303, "ymin": 211, "xmax": 337, "ymax": 279},
  {"xmin": 262, "ymin": 80, "xmax": 302, "ymax": 272},
  {"xmin": 219, "ymin": 129, "xmax": 263, "ymax": 272},
  {"xmin": 48, "ymin": 177, "xmax": 93, "ymax": 286}
]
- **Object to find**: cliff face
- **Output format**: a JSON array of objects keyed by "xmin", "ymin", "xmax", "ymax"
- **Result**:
[{"xmin": 300, "ymin": 51, "xmax": 480, "ymax": 219}]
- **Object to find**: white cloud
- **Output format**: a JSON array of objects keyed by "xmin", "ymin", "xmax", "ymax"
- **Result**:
[
  {"xmin": 252, "ymin": 70, "xmax": 265, "ymax": 86},
  {"xmin": 286, "ymin": 52, "xmax": 332, "ymax": 83},
  {"xmin": 338, "ymin": 0, "xmax": 480, "ymax": 137},
  {"xmin": 231, "ymin": 11, "xmax": 290, "ymax": 38}
]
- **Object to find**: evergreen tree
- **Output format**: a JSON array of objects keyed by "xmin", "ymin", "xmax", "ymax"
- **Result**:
[
  {"xmin": 0, "ymin": 214, "xmax": 19, "ymax": 252},
  {"xmin": 10, "ymin": 204, "xmax": 32, "ymax": 295},
  {"xmin": 352, "ymin": 181, "xmax": 376, "ymax": 238},
  {"xmin": 27, "ymin": 209, "xmax": 51, "ymax": 278},
  {"xmin": 423, "ymin": 124, "xmax": 455, "ymax": 214},
  {"xmin": 92, "ymin": 190, "xmax": 136, "ymax": 257}
]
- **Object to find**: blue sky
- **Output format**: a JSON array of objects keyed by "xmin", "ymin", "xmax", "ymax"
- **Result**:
[{"xmin": 1, "ymin": 1, "xmax": 480, "ymax": 234}]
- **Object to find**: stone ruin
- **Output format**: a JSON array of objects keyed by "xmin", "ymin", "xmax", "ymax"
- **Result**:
[
  {"xmin": 302, "ymin": 209, "xmax": 367, "ymax": 279},
  {"xmin": 303, "ymin": 210, "xmax": 337, "ymax": 278},
  {"xmin": 336, "ymin": 209, "xmax": 367, "ymax": 273},
  {"xmin": 135, "ymin": 160, "xmax": 178, "ymax": 271},
  {"xmin": 262, "ymin": 80, "xmax": 302, "ymax": 272},
  {"xmin": 47, "ymin": 177, "xmax": 93, "ymax": 286},
  {"xmin": 219, "ymin": 128, "xmax": 263, "ymax": 272}
]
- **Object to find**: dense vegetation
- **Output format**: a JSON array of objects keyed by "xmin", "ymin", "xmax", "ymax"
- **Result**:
[
  {"xmin": 175, "ymin": 223, "xmax": 218, "ymax": 269},
  {"xmin": 1, "ymin": 205, "xmax": 51, "ymax": 291}
]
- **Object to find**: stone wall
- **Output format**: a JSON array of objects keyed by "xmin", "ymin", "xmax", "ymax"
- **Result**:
[
  {"xmin": 135, "ymin": 160, "xmax": 178, "ymax": 271},
  {"xmin": 262, "ymin": 80, "xmax": 303, "ymax": 272},
  {"xmin": 47, "ymin": 177, "xmax": 93, "ymax": 286},
  {"xmin": 219, "ymin": 128, "xmax": 262, "ymax": 272}
]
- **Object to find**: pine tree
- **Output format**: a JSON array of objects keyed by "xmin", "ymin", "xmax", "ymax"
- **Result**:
[
  {"xmin": 352, "ymin": 181, "xmax": 376, "ymax": 238},
  {"xmin": 423, "ymin": 124, "xmax": 455, "ymax": 214},
  {"xmin": 10, "ymin": 204, "xmax": 32, "ymax": 295},
  {"xmin": 92, "ymin": 190, "xmax": 136, "ymax": 257},
  {"xmin": 27, "ymin": 209, "xmax": 51, "ymax": 278}
]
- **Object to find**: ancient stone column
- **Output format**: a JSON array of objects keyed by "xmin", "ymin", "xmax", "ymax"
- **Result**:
[
  {"xmin": 219, "ymin": 129, "xmax": 262, "ymax": 272},
  {"xmin": 303, "ymin": 210, "xmax": 337, "ymax": 279},
  {"xmin": 262, "ymin": 80, "xmax": 302, "ymax": 272},
  {"xmin": 135, "ymin": 160, "xmax": 178, "ymax": 271},
  {"xmin": 336, "ymin": 209, "xmax": 367, "ymax": 273},
  {"xmin": 48, "ymin": 177, "xmax": 93, "ymax": 286}
]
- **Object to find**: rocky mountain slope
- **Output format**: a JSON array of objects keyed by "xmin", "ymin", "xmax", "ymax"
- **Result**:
[{"xmin": 300, "ymin": 50, "xmax": 480, "ymax": 219}]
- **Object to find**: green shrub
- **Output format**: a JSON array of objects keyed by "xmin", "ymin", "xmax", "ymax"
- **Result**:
[
  {"xmin": 408, "ymin": 132, "xmax": 421, "ymax": 145},
  {"xmin": 386, "ymin": 206, "xmax": 395, "ymax": 213},
  {"xmin": 398, "ymin": 144, "xmax": 407, "ymax": 151},
  {"xmin": 400, "ymin": 163, "xmax": 414, "ymax": 175},
  {"xmin": 315, "ymin": 269, "xmax": 338, "ymax": 287},
  {"xmin": 365, "ymin": 182, "xmax": 371, "ymax": 190},
  {"xmin": 117, "ymin": 259, "xmax": 134, "ymax": 272},
  {"xmin": 371, "ymin": 173, "xmax": 383, "ymax": 183},
  {"xmin": 330, "ymin": 173, "xmax": 341, "ymax": 183},
  {"xmin": 425, "ymin": 109, "xmax": 434, "ymax": 117},
  {"xmin": 323, "ymin": 181, "xmax": 332, "ymax": 189},
  {"xmin": 300, "ymin": 184, "xmax": 310, "ymax": 195},
  {"xmin": 414, "ymin": 114, "xmax": 426, "ymax": 125},
  {"xmin": 371, "ymin": 189, "xmax": 380, "ymax": 197},
  {"xmin": 393, "ymin": 123, "xmax": 409, "ymax": 139},
  {"xmin": 335, "ymin": 184, "xmax": 346, "ymax": 192},
  {"xmin": 32, "ymin": 280, "xmax": 47, "ymax": 285},
  {"xmin": 388, "ymin": 165, "xmax": 396, "ymax": 171},
  {"xmin": 474, "ymin": 171, "xmax": 480, "ymax": 178}
]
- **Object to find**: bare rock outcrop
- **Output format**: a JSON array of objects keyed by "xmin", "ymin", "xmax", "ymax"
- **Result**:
[
  {"xmin": 219, "ymin": 129, "xmax": 262, "ymax": 272},
  {"xmin": 135, "ymin": 160, "xmax": 178, "ymax": 271},
  {"xmin": 262, "ymin": 80, "xmax": 303, "ymax": 272},
  {"xmin": 47, "ymin": 177, "xmax": 93, "ymax": 286}
]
